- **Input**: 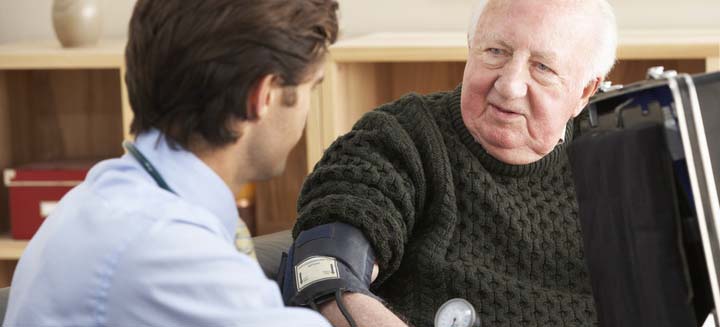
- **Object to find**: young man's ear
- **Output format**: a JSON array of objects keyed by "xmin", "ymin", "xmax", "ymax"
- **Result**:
[
  {"xmin": 246, "ymin": 74, "xmax": 276, "ymax": 120},
  {"xmin": 574, "ymin": 77, "xmax": 602, "ymax": 117}
]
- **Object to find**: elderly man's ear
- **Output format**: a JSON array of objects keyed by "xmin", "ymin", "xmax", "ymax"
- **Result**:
[{"xmin": 574, "ymin": 77, "xmax": 603, "ymax": 117}]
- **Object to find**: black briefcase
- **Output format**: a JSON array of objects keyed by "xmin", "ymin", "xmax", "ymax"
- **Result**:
[{"xmin": 569, "ymin": 69, "xmax": 720, "ymax": 327}]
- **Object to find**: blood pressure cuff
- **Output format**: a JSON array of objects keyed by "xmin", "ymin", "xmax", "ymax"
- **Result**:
[{"xmin": 278, "ymin": 223, "xmax": 376, "ymax": 307}]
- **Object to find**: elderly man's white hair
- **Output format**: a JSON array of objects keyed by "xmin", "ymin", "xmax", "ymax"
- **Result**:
[{"xmin": 467, "ymin": 0, "xmax": 618, "ymax": 83}]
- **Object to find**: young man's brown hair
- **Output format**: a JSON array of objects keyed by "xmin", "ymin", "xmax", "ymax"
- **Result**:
[{"xmin": 125, "ymin": 0, "xmax": 339, "ymax": 148}]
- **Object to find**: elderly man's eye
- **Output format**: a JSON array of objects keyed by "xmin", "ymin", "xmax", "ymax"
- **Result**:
[
  {"xmin": 536, "ymin": 62, "xmax": 556, "ymax": 74},
  {"xmin": 479, "ymin": 47, "xmax": 509, "ymax": 68},
  {"xmin": 487, "ymin": 48, "xmax": 505, "ymax": 56}
]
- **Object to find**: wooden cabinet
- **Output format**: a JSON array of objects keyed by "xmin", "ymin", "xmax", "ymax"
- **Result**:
[
  {"xmin": 0, "ymin": 40, "xmax": 130, "ymax": 286},
  {"xmin": 0, "ymin": 30, "xmax": 719, "ymax": 286}
]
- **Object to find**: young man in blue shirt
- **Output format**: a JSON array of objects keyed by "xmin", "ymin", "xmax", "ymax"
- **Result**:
[{"xmin": 4, "ymin": 0, "xmax": 338, "ymax": 326}]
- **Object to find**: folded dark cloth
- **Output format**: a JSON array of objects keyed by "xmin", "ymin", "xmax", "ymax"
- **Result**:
[{"xmin": 569, "ymin": 122, "xmax": 709, "ymax": 327}]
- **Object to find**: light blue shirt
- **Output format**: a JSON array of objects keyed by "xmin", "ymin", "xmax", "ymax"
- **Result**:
[{"xmin": 4, "ymin": 130, "xmax": 329, "ymax": 327}]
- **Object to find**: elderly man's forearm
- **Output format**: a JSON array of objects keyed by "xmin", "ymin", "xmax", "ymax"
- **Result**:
[{"xmin": 319, "ymin": 293, "xmax": 408, "ymax": 327}]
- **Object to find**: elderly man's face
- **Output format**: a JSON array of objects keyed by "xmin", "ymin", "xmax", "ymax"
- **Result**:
[{"xmin": 461, "ymin": 0, "xmax": 600, "ymax": 164}]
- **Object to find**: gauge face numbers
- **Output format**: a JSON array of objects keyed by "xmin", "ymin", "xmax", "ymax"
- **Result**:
[{"xmin": 434, "ymin": 298, "xmax": 479, "ymax": 327}]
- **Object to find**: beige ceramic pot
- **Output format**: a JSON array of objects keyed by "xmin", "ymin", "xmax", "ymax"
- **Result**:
[{"xmin": 52, "ymin": 0, "xmax": 102, "ymax": 48}]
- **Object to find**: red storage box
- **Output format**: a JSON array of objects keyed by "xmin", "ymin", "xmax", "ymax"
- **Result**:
[{"xmin": 3, "ymin": 161, "xmax": 93, "ymax": 239}]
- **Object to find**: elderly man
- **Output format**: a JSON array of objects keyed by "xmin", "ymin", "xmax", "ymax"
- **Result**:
[{"xmin": 283, "ymin": 0, "xmax": 617, "ymax": 326}]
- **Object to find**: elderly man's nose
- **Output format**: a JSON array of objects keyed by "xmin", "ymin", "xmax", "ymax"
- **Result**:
[{"xmin": 494, "ymin": 64, "xmax": 528, "ymax": 99}]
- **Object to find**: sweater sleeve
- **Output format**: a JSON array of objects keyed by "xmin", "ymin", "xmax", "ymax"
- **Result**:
[{"xmin": 293, "ymin": 98, "xmax": 427, "ymax": 286}]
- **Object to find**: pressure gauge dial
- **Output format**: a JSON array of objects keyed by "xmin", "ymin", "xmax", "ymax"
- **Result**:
[{"xmin": 434, "ymin": 298, "xmax": 480, "ymax": 327}]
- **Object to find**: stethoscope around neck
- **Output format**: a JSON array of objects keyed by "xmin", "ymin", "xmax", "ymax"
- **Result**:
[{"xmin": 122, "ymin": 140, "xmax": 176, "ymax": 194}]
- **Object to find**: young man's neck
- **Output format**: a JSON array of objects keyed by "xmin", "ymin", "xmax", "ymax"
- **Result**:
[{"xmin": 189, "ymin": 139, "xmax": 246, "ymax": 195}]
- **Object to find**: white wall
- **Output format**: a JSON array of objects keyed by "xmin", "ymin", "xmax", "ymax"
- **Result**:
[
  {"xmin": 0, "ymin": 0, "xmax": 719, "ymax": 44},
  {"xmin": 339, "ymin": 0, "xmax": 720, "ymax": 36},
  {"xmin": 0, "ymin": 0, "xmax": 134, "ymax": 43}
]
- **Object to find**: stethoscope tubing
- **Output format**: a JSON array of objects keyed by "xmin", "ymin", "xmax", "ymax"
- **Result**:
[{"xmin": 122, "ymin": 140, "xmax": 176, "ymax": 194}]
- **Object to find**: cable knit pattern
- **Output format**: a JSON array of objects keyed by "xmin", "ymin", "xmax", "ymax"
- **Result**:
[{"xmin": 293, "ymin": 86, "xmax": 596, "ymax": 327}]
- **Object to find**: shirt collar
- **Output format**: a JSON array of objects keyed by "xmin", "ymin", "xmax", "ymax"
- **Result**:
[{"xmin": 130, "ymin": 129, "xmax": 239, "ymax": 240}]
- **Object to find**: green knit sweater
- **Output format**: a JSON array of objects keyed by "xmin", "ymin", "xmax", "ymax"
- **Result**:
[{"xmin": 293, "ymin": 86, "xmax": 597, "ymax": 327}]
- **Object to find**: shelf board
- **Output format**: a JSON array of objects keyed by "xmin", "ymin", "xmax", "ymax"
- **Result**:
[
  {"xmin": 0, "ymin": 39, "xmax": 125, "ymax": 70},
  {"xmin": 0, "ymin": 234, "xmax": 26, "ymax": 260},
  {"xmin": 330, "ymin": 29, "xmax": 720, "ymax": 62},
  {"xmin": 330, "ymin": 32, "xmax": 468, "ymax": 62},
  {"xmin": 619, "ymin": 29, "xmax": 720, "ymax": 60}
]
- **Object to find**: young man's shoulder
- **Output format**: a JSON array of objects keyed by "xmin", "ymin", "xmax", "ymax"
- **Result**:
[
  {"xmin": 79, "ymin": 158, "xmax": 210, "ymax": 223},
  {"xmin": 41, "ymin": 157, "xmax": 230, "ymax": 257}
]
